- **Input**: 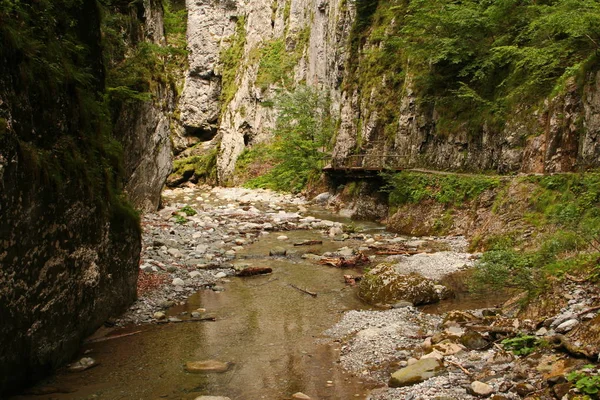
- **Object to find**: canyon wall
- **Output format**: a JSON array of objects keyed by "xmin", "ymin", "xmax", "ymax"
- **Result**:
[
  {"xmin": 0, "ymin": 0, "xmax": 173, "ymax": 393},
  {"xmin": 178, "ymin": 0, "xmax": 600, "ymax": 182}
]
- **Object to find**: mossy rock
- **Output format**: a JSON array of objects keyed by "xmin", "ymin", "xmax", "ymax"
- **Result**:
[
  {"xmin": 358, "ymin": 264, "xmax": 440, "ymax": 306},
  {"xmin": 389, "ymin": 358, "xmax": 444, "ymax": 388}
]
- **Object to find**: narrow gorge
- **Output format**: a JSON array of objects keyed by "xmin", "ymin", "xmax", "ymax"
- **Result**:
[{"xmin": 2, "ymin": 0, "xmax": 600, "ymax": 399}]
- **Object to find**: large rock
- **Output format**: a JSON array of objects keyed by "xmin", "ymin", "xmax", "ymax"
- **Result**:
[
  {"xmin": 359, "ymin": 264, "xmax": 440, "ymax": 306},
  {"xmin": 389, "ymin": 358, "xmax": 444, "ymax": 388}
]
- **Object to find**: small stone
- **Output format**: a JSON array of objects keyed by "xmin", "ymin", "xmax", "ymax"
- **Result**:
[
  {"xmin": 172, "ymin": 278, "xmax": 185, "ymax": 286},
  {"xmin": 535, "ymin": 327, "xmax": 548, "ymax": 336},
  {"xmin": 168, "ymin": 317, "xmax": 182, "ymax": 323},
  {"xmin": 194, "ymin": 396, "xmax": 231, "ymax": 400},
  {"xmin": 392, "ymin": 301, "xmax": 413, "ymax": 309},
  {"xmin": 185, "ymin": 360, "xmax": 230, "ymax": 373},
  {"xmin": 212, "ymin": 285, "xmax": 225, "ymax": 292},
  {"xmin": 189, "ymin": 271, "xmax": 202, "ymax": 278},
  {"xmin": 269, "ymin": 247, "xmax": 287, "ymax": 256},
  {"xmin": 68, "ymin": 357, "xmax": 98, "ymax": 372},
  {"xmin": 514, "ymin": 382, "xmax": 535, "ymax": 396},
  {"xmin": 167, "ymin": 248, "xmax": 183, "ymax": 258},
  {"xmin": 191, "ymin": 312, "xmax": 201, "ymax": 318},
  {"xmin": 153, "ymin": 311, "xmax": 166, "ymax": 320},
  {"xmin": 470, "ymin": 381, "xmax": 494, "ymax": 397},
  {"xmin": 277, "ymin": 235, "xmax": 289, "ymax": 241},
  {"xmin": 292, "ymin": 392, "xmax": 311, "ymax": 399},
  {"xmin": 215, "ymin": 272, "xmax": 227, "ymax": 278}
]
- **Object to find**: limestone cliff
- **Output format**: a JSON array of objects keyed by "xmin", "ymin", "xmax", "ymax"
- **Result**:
[
  {"xmin": 179, "ymin": 0, "xmax": 353, "ymax": 182},
  {"xmin": 178, "ymin": 0, "xmax": 600, "ymax": 182}
]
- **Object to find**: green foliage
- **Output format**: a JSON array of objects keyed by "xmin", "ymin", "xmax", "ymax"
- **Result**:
[
  {"xmin": 254, "ymin": 28, "xmax": 310, "ymax": 91},
  {"xmin": 567, "ymin": 366, "xmax": 600, "ymax": 396},
  {"xmin": 220, "ymin": 16, "xmax": 247, "ymax": 113},
  {"xmin": 501, "ymin": 335, "xmax": 544, "ymax": 356},
  {"xmin": 385, "ymin": 171, "xmax": 500, "ymax": 207},
  {"xmin": 170, "ymin": 147, "xmax": 218, "ymax": 184},
  {"xmin": 180, "ymin": 205, "xmax": 197, "ymax": 216},
  {"xmin": 397, "ymin": 0, "xmax": 600, "ymax": 135},
  {"xmin": 0, "ymin": 0, "xmax": 141, "ymax": 230},
  {"xmin": 245, "ymin": 85, "xmax": 335, "ymax": 193},
  {"xmin": 101, "ymin": 1, "xmax": 187, "ymax": 105},
  {"xmin": 174, "ymin": 214, "xmax": 187, "ymax": 224}
]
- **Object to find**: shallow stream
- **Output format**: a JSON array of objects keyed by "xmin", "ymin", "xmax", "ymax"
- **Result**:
[{"xmin": 12, "ymin": 189, "xmax": 505, "ymax": 400}]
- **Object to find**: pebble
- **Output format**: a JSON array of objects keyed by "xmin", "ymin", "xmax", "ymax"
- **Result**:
[
  {"xmin": 172, "ymin": 278, "xmax": 185, "ymax": 286},
  {"xmin": 277, "ymin": 235, "xmax": 289, "ymax": 241},
  {"xmin": 555, "ymin": 318, "xmax": 579, "ymax": 333}
]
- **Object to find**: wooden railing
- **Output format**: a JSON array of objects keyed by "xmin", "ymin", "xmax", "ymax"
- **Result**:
[{"xmin": 323, "ymin": 154, "xmax": 409, "ymax": 171}]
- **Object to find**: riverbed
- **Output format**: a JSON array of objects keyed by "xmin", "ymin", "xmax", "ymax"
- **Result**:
[{"xmin": 11, "ymin": 186, "xmax": 508, "ymax": 400}]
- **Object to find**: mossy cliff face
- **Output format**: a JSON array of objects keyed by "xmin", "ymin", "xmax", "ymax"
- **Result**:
[
  {"xmin": 177, "ymin": 0, "xmax": 353, "ymax": 183},
  {"xmin": 0, "ymin": 0, "xmax": 164, "ymax": 394},
  {"xmin": 176, "ymin": 0, "xmax": 600, "ymax": 187}
]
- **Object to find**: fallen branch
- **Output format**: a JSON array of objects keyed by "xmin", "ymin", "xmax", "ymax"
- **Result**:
[
  {"xmin": 84, "ymin": 330, "xmax": 142, "ymax": 344},
  {"xmin": 446, "ymin": 360, "xmax": 471, "ymax": 375},
  {"xmin": 236, "ymin": 267, "xmax": 273, "ymax": 277},
  {"xmin": 577, "ymin": 305, "xmax": 600, "ymax": 318},
  {"xmin": 289, "ymin": 283, "xmax": 317, "ymax": 297}
]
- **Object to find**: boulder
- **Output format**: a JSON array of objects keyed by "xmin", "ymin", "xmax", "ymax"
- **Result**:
[
  {"xmin": 359, "ymin": 264, "xmax": 440, "ymax": 306},
  {"xmin": 460, "ymin": 330, "xmax": 489, "ymax": 350},
  {"xmin": 388, "ymin": 358, "xmax": 444, "ymax": 388}
]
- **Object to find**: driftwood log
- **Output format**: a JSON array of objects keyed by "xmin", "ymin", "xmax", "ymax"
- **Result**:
[{"xmin": 236, "ymin": 267, "xmax": 273, "ymax": 277}]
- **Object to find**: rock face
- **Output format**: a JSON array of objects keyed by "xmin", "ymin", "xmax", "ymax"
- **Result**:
[
  {"xmin": 0, "ymin": 0, "xmax": 173, "ymax": 394},
  {"xmin": 115, "ymin": 0, "xmax": 174, "ymax": 211},
  {"xmin": 178, "ymin": 0, "xmax": 600, "ymax": 185},
  {"xmin": 180, "ymin": 0, "xmax": 353, "ymax": 182},
  {"xmin": 358, "ymin": 264, "xmax": 440, "ymax": 306}
]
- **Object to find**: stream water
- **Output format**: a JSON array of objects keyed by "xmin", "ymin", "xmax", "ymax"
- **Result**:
[{"xmin": 11, "ymin": 189, "xmax": 506, "ymax": 400}]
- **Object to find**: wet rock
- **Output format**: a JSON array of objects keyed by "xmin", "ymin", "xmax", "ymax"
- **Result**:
[
  {"xmin": 269, "ymin": 247, "xmax": 287, "ymax": 256},
  {"xmin": 359, "ymin": 264, "xmax": 440, "ymax": 306},
  {"xmin": 68, "ymin": 357, "xmax": 98, "ymax": 372},
  {"xmin": 392, "ymin": 301, "xmax": 413, "ymax": 309},
  {"xmin": 185, "ymin": 360, "xmax": 230, "ymax": 373},
  {"xmin": 291, "ymin": 392, "xmax": 312, "ymax": 399},
  {"xmin": 553, "ymin": 382, "xmax": 572, "ymax": 399},
  {"xmin": 460, "ymin": 330, "xmax": 489, "ymax": 350},
  {"xmin": 469, "ymin": 381, "xmax": 494, "ymax": 397},
  {"xmin": 236, "ymin": 267, "xmax": 273, "ymax": 277},
  {"xmin": 313, "ymin": 192, "xmax": 332, "ymax": 204},
  {"xmin": 555, "ymin": 318, "xmax": 579, "ymax": 333},
  {"xmin": 329, "ymin": 227, "xmax": 343, "ymax": 237},
  {"xmin": 388, "ymin": 358, "xmax": 444, "ymax": 388},
  {"xmin": 153, "ymin": 311, "xmax": 166, "ymax": 320},
  {"xmin": 212, "ymin": 285, "xmax": 225, "ymax": 292},
  {"xmin": 302, "ymin": 253, "xmax": 321, "ymax": 260},
  {"xmin": 444, "ymin": 310, "xmax": 478, "ymax": 325},
  {"xmin": 513, "ymin": 382, "xmax": 535, "ymax": 396}
]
